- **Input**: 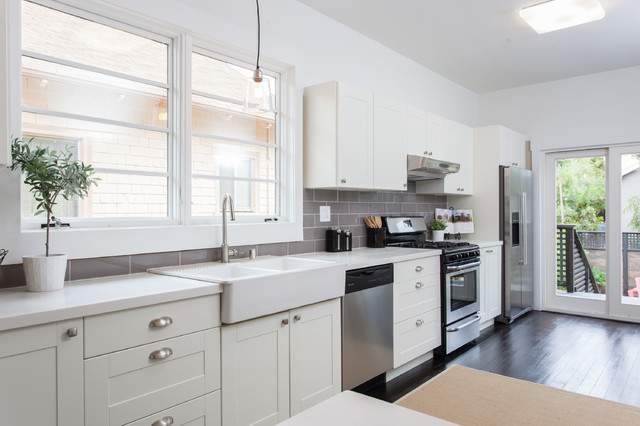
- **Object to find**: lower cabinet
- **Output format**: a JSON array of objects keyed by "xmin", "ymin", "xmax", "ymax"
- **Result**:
[
  {"xmin": 0, "ymin": 319, "xmax": 84, "ymax": 426},
  {"xmin": 84, "ymin": 295, "xmax": 221, "ymax": 426},
  {"xmin": 479, "ymin": 244, "xmax": 502, "ymax": 326},
  {"xmin": 221, "ymin": 298, "xmax": 341, "ymax": 426},
  {"xmin": 393, "ymin": 257, "xmax": 441, "ymax": 368}
]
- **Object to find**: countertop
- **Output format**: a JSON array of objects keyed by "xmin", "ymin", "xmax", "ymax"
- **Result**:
[
  {"xmin": 0, "ymin": 273, "xmax": 222, "ymax": 332},
  {"xmin": 278, "ymin": 391, "xmax": 456, "ymax": 426},
  {"xmin": 0, "ymin": 246, "xmax": 452, "ymax": 333},
  {"xmin": 294, "ymin": 246, "xmax": 441, "ymax": 269}
]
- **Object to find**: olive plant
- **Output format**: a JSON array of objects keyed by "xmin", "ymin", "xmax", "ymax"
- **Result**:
[{"xmin": 10, "ymin": 137, "xmax": 99, "ymax": 256}]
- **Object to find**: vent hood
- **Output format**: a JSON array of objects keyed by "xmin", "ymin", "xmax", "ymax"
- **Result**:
[{"xmin": 407, "ymin": 155, "xmax": 460, "ymax": 181}]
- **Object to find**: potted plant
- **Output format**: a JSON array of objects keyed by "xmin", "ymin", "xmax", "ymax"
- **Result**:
[
  {"xmin": 429, "ymin": 219, "xmax": 447, "ymax": 242},
  {"xmin": 9, "ymin": 137, "xmax": 99, "ymax": 291}
]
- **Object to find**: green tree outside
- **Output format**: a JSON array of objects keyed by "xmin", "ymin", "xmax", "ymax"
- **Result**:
[{"xmin": 556, "ymin": 157, "xmax": 606, "ymax": 231}]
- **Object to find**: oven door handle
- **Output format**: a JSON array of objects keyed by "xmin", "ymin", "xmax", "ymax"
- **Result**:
[
  {"xmin": 446, "ymin": 314, "xmax": 480, "ymax": 332},
  {"xmin": 446, "ymin": 261, "xmax": 480, "ymax": 272}
]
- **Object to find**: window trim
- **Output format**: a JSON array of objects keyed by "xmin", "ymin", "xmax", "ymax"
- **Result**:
[{"xmin": 0, "ymin": 0, "xmax": 302, "ymax": 264}]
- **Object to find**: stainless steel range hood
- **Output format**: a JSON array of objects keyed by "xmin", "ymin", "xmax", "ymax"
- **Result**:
[{"xmin": 407, "ymin": 154, "xmax": 460, "ymax": 181}]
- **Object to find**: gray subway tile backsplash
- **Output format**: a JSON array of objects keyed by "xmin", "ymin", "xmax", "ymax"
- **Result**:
[{"xmin": 0, "ymin": 186, "xmax": 447, "ymax": 288}]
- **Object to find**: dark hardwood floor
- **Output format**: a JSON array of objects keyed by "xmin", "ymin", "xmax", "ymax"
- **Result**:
[{"xmin": 358, "ymin": 311, "xmax": 640, "ymax": 407}]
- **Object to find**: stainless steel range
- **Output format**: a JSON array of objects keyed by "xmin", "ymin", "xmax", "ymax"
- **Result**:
[{"xmin": 384, "ymin": 216, "xmax": 481, "ymax": 355}]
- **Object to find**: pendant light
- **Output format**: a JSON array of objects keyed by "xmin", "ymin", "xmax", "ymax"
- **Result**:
[{"xmin": 244, "ymin": 0, "xmax": 274, "ymax": 113}]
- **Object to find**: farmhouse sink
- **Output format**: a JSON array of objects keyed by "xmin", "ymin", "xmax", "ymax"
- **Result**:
[{"xmin": 148, "ymin": 256, "xmax": 345, "ymax": 324}]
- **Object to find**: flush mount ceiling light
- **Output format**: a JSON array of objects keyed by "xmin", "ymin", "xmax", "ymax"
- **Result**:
[
  {"xmin": 519, "ymin": 0, "xmax": 605, "ymax": 34},
  {"xmin": 244, "ymin": 0, "xmax": 274, "ymax": 113}
]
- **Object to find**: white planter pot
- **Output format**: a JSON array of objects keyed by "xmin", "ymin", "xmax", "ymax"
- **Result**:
[
  {"xmin": 23, "ymin": 254, "xmax": 68, "ymax": 292},
  {"xmin": 432, "ymin": 230, "xmax": 445, "ymax": 242}
]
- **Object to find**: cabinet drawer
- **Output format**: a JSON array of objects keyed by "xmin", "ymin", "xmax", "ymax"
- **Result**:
[
  {"xmin": 394, "ymin": 257, "xmax": 439, "ymax": 282},
  {"xmin": 393, "ymin": 309, "xmax": 441, "ymax": 368},
  {"xmin": 85, "ymin": 328, "xmax": 220, "ymax": 426},
  {"xmin": 124, "ymin": 391, "xmax": 220, "ymax": 426},
  {"xmin": 85, "ymin": 295, "xmax": 220, "ymax": 358},
  {"xmin": 393, "ymin": 274, "xmax": 440, "ymax": 323}
]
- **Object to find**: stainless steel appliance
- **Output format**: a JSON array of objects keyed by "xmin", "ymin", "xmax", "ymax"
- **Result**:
[
  {"xmin": 407, "ymin": 155, "xmax": 460, "ymax": 181},
  {"xmin": 384, "ymin": 216, "xmax": 481, "ymax": 355},
  {"xmin": 342, "ymin": 263, "xmax": 394, "ymax": 390},
  {"xmin": 497, "ymin": 166, "xmax": 533, "ymax": 324}
]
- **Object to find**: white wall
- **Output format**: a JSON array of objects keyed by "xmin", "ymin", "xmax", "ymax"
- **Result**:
[
  {"xmin": 478, "ymin": 65, "xmax": 640, "ymax": 310},
  {"xmin": 0, "ymin": 0, "xmax": 478, "ymax": 263}
]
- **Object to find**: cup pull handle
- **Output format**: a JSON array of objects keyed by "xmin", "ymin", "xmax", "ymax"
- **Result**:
[
  {"xmin": 149, "ymin": 316, "xmax": 173, "ymax": 328},
  {"xmin": 149, "ymin": 348, "xmax": 173, "ymax": 360}
]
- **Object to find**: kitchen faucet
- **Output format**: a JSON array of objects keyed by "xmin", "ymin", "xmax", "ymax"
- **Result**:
[{"xmin": 221, "ymin": 193, "xmax": 237, "ymax": 263}]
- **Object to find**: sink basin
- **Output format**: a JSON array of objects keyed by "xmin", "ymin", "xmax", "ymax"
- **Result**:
[{"xmin": 148, "ymin": 256, "xmax": 345, "ymax": 324}]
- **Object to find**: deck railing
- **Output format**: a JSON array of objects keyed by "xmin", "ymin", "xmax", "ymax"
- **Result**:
[
  {"xmin": 557, "ymin": 225, "xmax": 599, "ymax": 293},
  {"xmin": 561, "ymin": 228, "xmax": 640, "ymax": 295}
]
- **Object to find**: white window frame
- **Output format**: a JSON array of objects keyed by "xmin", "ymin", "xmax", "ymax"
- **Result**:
[{"xmin": 0, "ymin": 0, "xmax": 301, "ymax": 264}]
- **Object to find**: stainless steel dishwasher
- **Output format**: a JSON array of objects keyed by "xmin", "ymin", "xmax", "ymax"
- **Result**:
[{"xmin": 342, "ymin": 263, "xmax": 394, "ymax": 390}]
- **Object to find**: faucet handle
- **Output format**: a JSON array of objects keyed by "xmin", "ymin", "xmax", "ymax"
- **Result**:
[{"xmin": 228, "ymin": 248, "xmax": 239, "ymax": 258}]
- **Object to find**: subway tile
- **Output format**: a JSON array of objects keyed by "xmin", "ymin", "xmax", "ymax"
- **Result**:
[
  {"xmin": 303, "ymin": 188, "xmax": 314, "ymax": 201},
  {"xmin": 303, "ymin": 214, "xmax": 316, "ymax": 227},
  {"xmin": 315, "ymin": 215, "xmax": 339, "ymax": 227},
  {"xmin": 326, "ymin": 202, "xmax": 349, "ymax": 214},
  {"xmin": 338, "ymin": 191, "xmax": 359, "ymax": 202},
  {"xmin": 69, "ymin": 256, "xmax": 131, "ymax": 280},
  {"xmin": 349, "ymin": 203, "xmax": 369, "ymax": 214},
  {"xmin": 402, "ymin": 203, "xmax": 418, "ymax": 212},
  {"xmin": 303, "ymin": 201, "xmax": 325, "ymax": 214},
  {"xmin": 180, "ymin": 249, "xmax": 219, "ymax": 265},
  {"xmin": 359, "ymin": 192, "xmax": 377, "ymax": 202},
  {"xmin": 314, "ymin": 240, "xmax": 328, "ymax": 252},
  {"xmin": 314, "ymin": 189, "xmax": 338, "ymax": 202},
  {"xmin": 257, "ymin": 243, "xmax": 288, "ymax": 257},
  {"xmin": 369, "ymin": 203, "xmax": 387, "ymax": 214},
  {"xmin": 131, "ymin": 252, "xmax": 180, "ymax": 273},
  {"xmin": 288, "ymin": 240, "xmax": 315, "ymax": 255},
  {"xmin": 377, "ymin": 192, "xmax": 395, "ymax": 202},
  {"xmin": 338, "ymin": 214, "xmax": 360, "ymax": 227},
  {"xmin": 0, "ymin": 264, "xmax": 26, "ymax": 289}
]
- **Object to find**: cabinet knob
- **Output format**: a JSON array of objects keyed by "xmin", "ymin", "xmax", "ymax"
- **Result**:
[
  {"xmin": 149, "ymin": 347, "xmax": 173, "ymax": 360},
  {"xmin": 281, "ymin": 318, "xmax": 289, "ymax": 326},
  {"xmin": 293, "ymin": 314, "xmax": 301, "ymax": 322},
  {"xmin": 151, "ymin": 416, "xmax": 174, "ymax": 426},
  {"xmin": 486, "ymin": 249, "xmax": 493, "ymax": 253},
  {"xmin": 403, "ymin": 183, "xmax": 407, "ymax": 188},
  {"xmin": 416, "ymin": 319, "xmax": 424, "ymax": 326},
  {"xmin": 341, "ymin": 178, "xmax": 347, "ymax": 184},
  {"xmin": 424, "ymin": 150, "xmax": 428, "ymax": 155},
  {"xmin": 415, "ymin": 282, "xmax": 424, "ymax": 289},
  {"xmin": 148, "ymin": 316, "xmax": 173, "ymax": 328},
  {"xmin": 66, "ymin": 327, "xmax": 78, "ymax": 338},
  {"xmin": 415, "ymin": 265, "xmax": 423, "ymax": 272}
]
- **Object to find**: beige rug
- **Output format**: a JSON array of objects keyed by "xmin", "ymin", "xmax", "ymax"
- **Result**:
[{"xmin": 396, "ymin": 365, "xmax": 640, "ymax": 425}]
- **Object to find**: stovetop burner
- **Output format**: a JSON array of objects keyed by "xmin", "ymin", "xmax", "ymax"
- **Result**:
[{"xmin": 411, "ymin": 241, "xmax": 472, "ymax": 250}]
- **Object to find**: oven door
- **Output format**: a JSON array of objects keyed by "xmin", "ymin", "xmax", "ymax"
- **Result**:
[{"xmin": 444, "ymin": 261, "xmax": 480, "ymax": 325}]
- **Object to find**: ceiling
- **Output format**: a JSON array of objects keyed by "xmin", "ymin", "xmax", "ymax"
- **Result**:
[{"xmin": 296, "ymin": 0, "xmax": 640, "ymax": 93}]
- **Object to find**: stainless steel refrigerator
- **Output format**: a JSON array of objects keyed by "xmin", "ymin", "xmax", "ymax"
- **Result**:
[{"xmin": 497, "ymin": 166, "xmax": 533, "ymax": 324}]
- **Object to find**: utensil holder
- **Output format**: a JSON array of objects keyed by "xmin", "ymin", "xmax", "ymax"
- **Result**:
[{"xmin": 366, "ymin": 227, "xmax": 387, "ymax": 248}]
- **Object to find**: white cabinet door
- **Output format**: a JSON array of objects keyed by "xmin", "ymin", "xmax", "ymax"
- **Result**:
[
  {"xmin": 337, "ymin": 84, "xmax": 374, "ymax": 189},
  {"xmin": 373, "ymin": 95, "xmax": 407, "ymax": 191},
  {"xmin": 222, "ymin": 312, "xmax": 290, "ymax": 426},
  {"xmin": 407, "ymin": 106, "xmax": 427, "ymax": 157},
  {"xmin": 499, "ymin": 127, "xmax": 528, "ymax": 168},
  {"xmin": 480, "ymin": 245, "xmax": 502, "ymax": 323},
  {"xmin": 426, "ymin": 112, "xmax": 445, "ymax": 159},
  {"xmin": 0, "ymin": 319, "xmax": 83, "ymax": 426},
  {"xmin": 457, "ymin": 124, "xmax": 474, "ymax": 194},
  {"xmin": 290, "ymin": 299, "xmax": 341, "ymax": 416}
]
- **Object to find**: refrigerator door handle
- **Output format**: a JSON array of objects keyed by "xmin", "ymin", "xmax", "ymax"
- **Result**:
[{"xmin": 523, "ymin": 192, "xmax": 528, "ymax": 266}]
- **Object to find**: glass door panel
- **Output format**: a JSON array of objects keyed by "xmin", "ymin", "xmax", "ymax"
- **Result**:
[{"xmin": 619, "ymin": 153, "xmax": 640, "ymax": 309}]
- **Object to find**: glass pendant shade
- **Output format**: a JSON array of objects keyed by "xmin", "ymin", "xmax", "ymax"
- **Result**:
[{"xmin": 244, "ymin": 68, "xmax": 273, "ymax": 113}]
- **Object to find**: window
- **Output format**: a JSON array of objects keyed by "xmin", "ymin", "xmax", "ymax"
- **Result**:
[
  {"xmin": 191, "ymin": 51, "xmax": 278, "ymax": 218},
  {"xmin": 21, "ymin": 0, "xmax": 172, "ymax": 221}
]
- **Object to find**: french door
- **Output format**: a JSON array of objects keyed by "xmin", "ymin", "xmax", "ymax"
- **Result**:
[{"xmin": 544, "ymin": 146, "xmax": 640, "ymax": 322}]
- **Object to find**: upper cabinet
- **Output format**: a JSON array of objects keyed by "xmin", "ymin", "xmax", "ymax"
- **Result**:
[
  {"xmin": 415, "ymin": 120, "xmax": 474, "ymax": 195},
  {"xmin": 498, "ymin": 126, "xmax": 529, "ymax": 168},
  {"xmin": 407, "ymin": 109, "xmax": 447, "ymax": 162},
  {"xmin": 304, "ymin": 81, "xmax": 407, "ymax": 191}
]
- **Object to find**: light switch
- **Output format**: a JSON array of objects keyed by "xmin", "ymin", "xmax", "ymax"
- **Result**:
[{"xmin": 319, "ymin": 206, "xmax": 331, "ymax": 222}]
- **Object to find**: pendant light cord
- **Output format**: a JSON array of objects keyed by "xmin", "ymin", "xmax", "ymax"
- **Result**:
[{"xmin": 255, "ymin": 0, "xmax": 261, "ymax": 71}]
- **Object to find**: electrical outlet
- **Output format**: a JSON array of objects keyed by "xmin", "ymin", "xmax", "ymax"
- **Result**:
[{"xmin": 319, "ymin": 205, "xmax": 331, "ymax": 222}]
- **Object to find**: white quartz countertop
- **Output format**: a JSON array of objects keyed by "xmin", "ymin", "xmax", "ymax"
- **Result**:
[
  {"xmin": 0, "ymin": 247, "xmax": 444, "ymax": 332},
  {"xmin": 0, "ymin": 273, "xmax": 222, "ymax": 332},
  {"xmin": 293, "ymin": 246, "xmax": 441, "ymax": 269},
  {"xmin": 279, "ymin": 391, "xmax": 456, "ymax": 426}
]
